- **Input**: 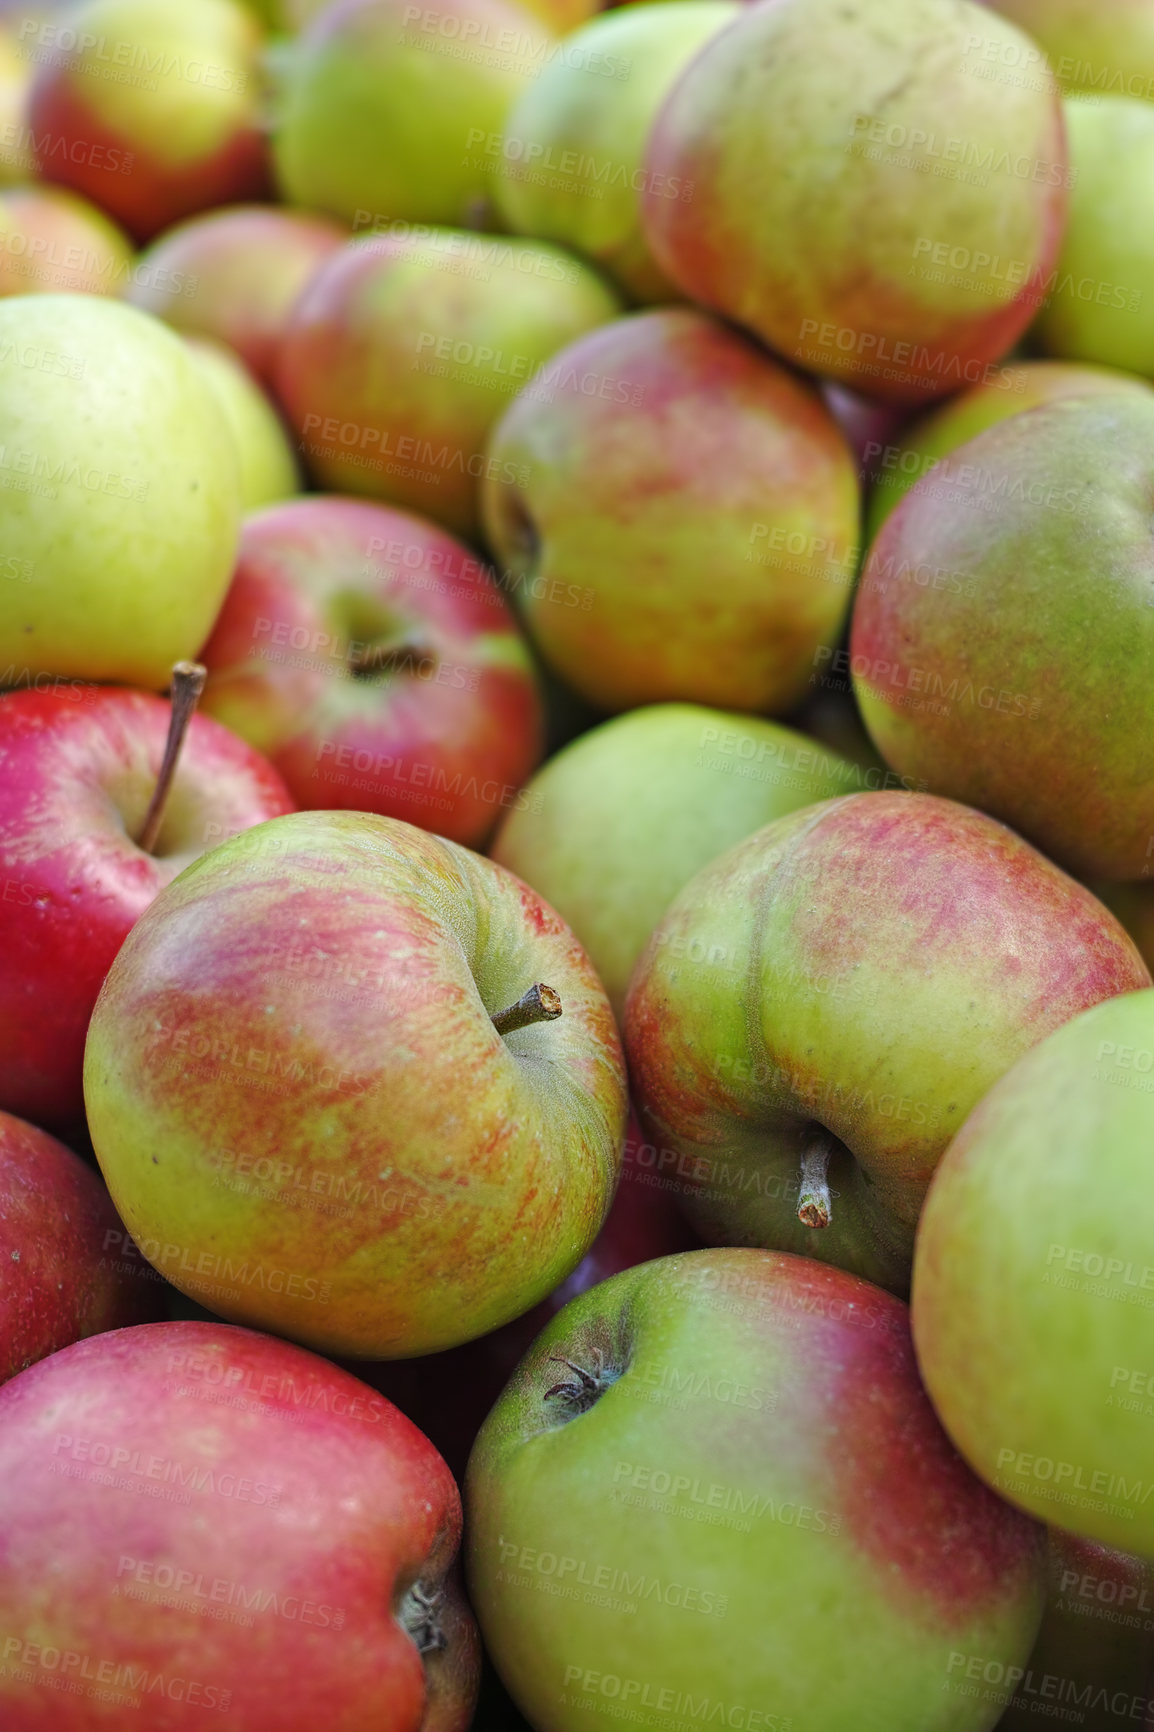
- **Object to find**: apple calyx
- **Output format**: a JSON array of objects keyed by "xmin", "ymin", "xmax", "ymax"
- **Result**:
[
  {"xmin": 346, "ymin": 634, "xmax": 438, "ymax": 682},
  {"xmin": 490, "ymin": 983, "xmax": 562, "ymax": 1037},
  {"xmin": 136, "ymin": 660, "xmax": 207, "ymax": 855},
  {"xmin": 544, "ymin": 1350, "xmax": 616, "ymax": 1416},
  {"xmin": 797, "ymin": 1131, "xmax": 834, "ymax": 1230},
  {"xmin": 399, "ymin": 1580, "xmax": 447, "ymax": 1656}
]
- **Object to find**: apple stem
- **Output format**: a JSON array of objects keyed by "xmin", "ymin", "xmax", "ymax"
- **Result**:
[
  {"xmin": 491, "ymin": 983, "xmax": 562, "ymax": 1036},
  {"xmin": 798, "ymin": 1133, "xmax": 834, "ymax": 1230},
  {"xmin": 347, "ymin": 635, "xmax": 435, "ymax": 679},
  {"xmin": 136, "ymin": 661, "xmax": 207, "ymax": 855}
]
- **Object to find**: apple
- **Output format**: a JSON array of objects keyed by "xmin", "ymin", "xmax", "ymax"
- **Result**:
[
  {"xmin": 912, "ymin": 988, "xmax": 1154, "ymax": 1558},
  {"xmin": 0, "ymin": 24, "xmax": 36, "ymax": 183},
  {"xmin": 271, "ymin": 0, "xmax": 553, "ymax": 231},
  {"xmin": 492, "ymin": 2, "xmax": 740, "ymax": 304},
  {"xmin": 0, "ymin": 293, "xmax": 242, "ymax": 689},
  {"xmin": 0, "ymin": 182, "xmax": 134, "ymax": 296},
  {"xmin": 127, "ymin": 204, "xmax": 346, "ymax": 387},
  {"xmin": 184, "ymin": 336, "xmax": 301, "ymax": 512},
  {"xmin": 467, "ymin": 1246, "xmax": 1045, "ymax": 1732},
  {"xmin": 83, "ymin": 809, "xmax": 628, "ymax": 1358},
  {"xmin": 851, "ymin": 391, "xmax": 1154, "ymax": 880},
  {"xmin": 196, "ymin": 494, "xmax": 543, "ymax": 847},
  {"xmin": 981, "ymin": 0, "xmax": 1154, "ymax": 100},
  {"xmin": 481, "ymin": 306, "xmax": 860, "ymax": 713},
  {"xmin": 490, "ymin": 702, "xmax": 872, "ymax": 1015},
  {"xmin": 0, "ymin": 1320, "xmax": 480, "ymax": 1728},
  {"xmin": 1096, "ymin": 882, "xmax": 1154, "ymax": 977},
  {"xmin": 0, "ymin": 1110, "xmax": 161, "ymax": 1384},
  {"xmin": 863, "ymin": 359, "xmax": 1154, "ymax": 545},
  {"xmin": 0, "ymin": 671, "xmax": 295, "ymax": 1137},
  {"xmin": 25, "ymin": 0, "xmax": 271, "ymax": 241},
  {"xmin": 276, "ymin": 229, "xmax": 622, "ymax": 539},
  {"xmin": 1033, "ymin": 97, "xmax": 1154, "ymax": 377},
  {"xmin": 640, "ymin": 0, "xmax": 1067, "ymax": 403},
  {"xmin": 624, "ymin": 792, "xmax": 1150, "ymax": 1293}
]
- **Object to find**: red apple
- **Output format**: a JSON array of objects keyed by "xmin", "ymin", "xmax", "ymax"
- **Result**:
[
  {"xmin": 198, "ymin": 495, "xmax": 544, "ymax": 848},
  {"xmin": 0, "ymin": 1320, "xmax": 480, "ymax": 1729},
  {"xmin": 127, "ymin": 204, "xmax": 347, "ymax": 386},
  {"xmin": 0, "ymin": 1110, "xmax": 161, "ymax": 1385},
  {"xmin": 0, "ymin": 678, "xmax": 295, "ymax": 1138}
]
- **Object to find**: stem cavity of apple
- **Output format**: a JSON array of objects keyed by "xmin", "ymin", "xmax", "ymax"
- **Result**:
[
  {"xmin": 346, "ymin": 634, "xmax": 437, "ymax": 681},
  {"xmin": 798, "ymin": 1132, "xmax": 834, "ymax": 1230},
  {"xmin": 544, "ymin": 1350, "xmax": 616, "ymax": 1417},
  {"xmin": 490, "ymin": 983, "xmax": 562, "ymax": 1037},
  {"xmin": 399, "ymin": 1581, "xmax": 446, "ymax": 1656},
  {"xmin": 136, "ymin": 661, "xmax": 207, "ymax": 856}
]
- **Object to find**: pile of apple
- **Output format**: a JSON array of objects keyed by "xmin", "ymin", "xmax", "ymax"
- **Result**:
[{"xmin": 3, "ymin": 0, "xmax": 1154, "ymax": 1725}]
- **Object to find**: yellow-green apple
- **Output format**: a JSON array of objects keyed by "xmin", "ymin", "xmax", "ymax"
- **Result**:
[
  {"xmin": 982, "ymin": 0, "xmax": 1154, "ymax": 100},
  {"xmin": 1033, "ymin": 98, "xmax": 1154, "ymax": 376},
  {"xmin": 481, "ymin": 306, "xmax": 859, "ymax": 712},
  {"xmin": 0, "ymin": 1111, "xmax": 161, "ymax": 1384},
  {"xmin": 0, "ymin": 673, "xmax": 294, "ymax": 1136},
  {"xmin": 625, "ymin": 792, "xmax": 1150, "ymax": 1292},
  {"xmin": 83, "ymin": 810, "xmax": 628, "ymax": 1358},
  {"xmin": 0, "ymin": 182, "xmax": 133, "ymax": 295},
  {"xmin": 467, "ymin": 1247, "xmax": 1046, "ymax": 1732},
  {"xmin": 185, "ymin": 335, "xmax": 301, "ymax": 511},
  {"xmin": 25, "ymin": 0, "xmax": 271, "ymax": 241},
  {"xmin": 912, "ymin": 989, "xmax": 1154, "ymax": 1557},
  {"xmin": 127, "ymin": 204, "xmax": 346, "ymax": 387},
  {"xmin": 640, "ymin": 0, "xmax": 1068, "ymax": 403},
  {"xmin": 197, "ymin": 495, "xmax": 543, "ymax": 846},
  {"xmin": 863, "ymin": 359, "xmax": 1154, "ymax": 544},
  {"xmin": 851, "ymin": 392, "xmax": 1154, "ymax": 880},
  {"xmin": 276, "ymin": 229, "xmax": 621, "ymax": 539},
  {"xmin": 271, "ymin": 0, "xmax": 552, "ymax": 231},
  {"xmin": 492, "ymin": 3, "xmax": 739, "ymax": 304},
  {"xmin": 0, "ymin": 293, "xmax": 241, "ymax": 689},
  {"xmin": 995, "ymin": 1531, "xmax": 1154, "ymax": 1731},
  {"xmin": 0, "ymin": 1320, "xmax": 480, "ymax": 1728},
  {"xmin": 0, "ymin": 24, "xmax": 35, "ymax": 183},
  {"xmin": 491, "ymin": 703, "xmax": 874, "ymax": 1016}
]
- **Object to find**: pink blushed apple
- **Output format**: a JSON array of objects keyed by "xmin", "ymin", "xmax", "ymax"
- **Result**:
[{"xmin": 0, "ymin": 183, "xmax": 133, "ymax": 296}]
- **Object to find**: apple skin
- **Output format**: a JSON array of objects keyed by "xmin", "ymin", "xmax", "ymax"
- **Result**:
[
  {"xmin": 0, "ymin": 25, "xmax": 36, "ymax": 184},
  {"xmin": 0, "ymin": 1320, "xmax": 480, "ymax": 1730},
  {"xmin": 26, "ymin": 0, "xmax": 271, "ymax": 242},
  {"xmin": 863, "ymin": 359, "xmax": 1154, "ymax": 545},
  {"xmin": 1096, "ymin": 882, "xmax": 1154, "ymax": 978},
  {"xmin": 83, "ymin": 810, "xmax": 628, "ymax": 1359},
  {"xmin": 277, "ymin": 230, "xmax": 622, "ymax": 540},
  {"xmin": 640, "ymin": 0, "xmax": 1067, "ymax": 404},
  {"xmin": 127, "ymin": 204, "xmax": 346, "ymax": 386},
  {"xmin": 0, "ymin": 684, "xmax": 295, "ymax": 1138},
  {"xmin": 197, "ymin": 495, "xmax": 543, "ymax": 848},
  {"xmin": 184, "ymin": 336, "xmax": 302, "ymax": 512},
  {"xmin": 0, "ymin": 293, "xmax": 242, "ymax": 689},
  {"xmin": 271, "ymin": 0, "xmax": 552, "ymax": 231},
  {"xmin": 1033, "ymin": 97, "xmax": 1154, "ymax": 377},
  {"xmin": 0, "ymin": 1111, "xmax": 162, "ymax": 1384},
  {"xmin": 492, "ymin": 3, "xmax": 740, "ymax": 304},
  {"xmin": 467, "ymin": 1246, "xmax": 1045, "ymax": 1732},
  {"xmin": 912, "ymin": 989, "xmax": 1154, "ymax": 1558},
  {"xmin": 0, "ymin": 183, "xmax": 134, "ymax": 295},
  {"xmin": 481, "ymin": 306, "xmax": 860, "ymax": 713},
  {"xmin": 624, "ymin": 792, "xmax": 1151, "ymax": 1293},
  {"xmin": 851, "ymin": 392, "xmax": 1154, "ymax": 881},
  {"xmin": 490, "ymin": 703, "xmax": 869, "ymax": 1015},
  {"xmin": 980, "ymin": 0, "xmax": 1154, "ymax": 100}
]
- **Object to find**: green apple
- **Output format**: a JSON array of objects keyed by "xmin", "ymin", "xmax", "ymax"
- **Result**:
[
  {"xmin": 1034, "ymin": 97, "xmax": 1154, "ymax": 376},
  {"xmin": 913, "ymin": 989, "xmax": 1154, "ymax": 1557},
  {"xmin": 467, "ymin": 1247, "xmax": 1046, "ymax": 1732},
  {"xmin": 271, "ymin": 0, "xmax": 553, "ymax": 230},
  {"xmin": 986, "ymin": 0, "xmax": 1154, "ymax": 101},
  {"xmin": 491, "ymin": 703, "xmax": 878, "ymax": 1016},
  {"xmin": 852, "ymin": 392, "xmax": 1154, "ymax": 879},
  {"xmin": 493, "ymin": 3, "xmax": 739, "ymax": 303},
  {"xmin": 863, "ymin": 359, "xmax": 1154, "ymax": 545},
  {"xmin": 184, "ymin": 335, "xmax": 301, "ymax": 511},
  {"xmin": 0, "ymin": 294, "xmax": 240, "ymax": 689},
  {"xmin": 624, "ymin": 792, "xmax": 1150, "ymax": 1292}
]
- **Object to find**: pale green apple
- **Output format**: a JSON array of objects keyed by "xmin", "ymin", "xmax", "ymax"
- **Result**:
[
  {"xmin": 913, "ymin": 989, "xmax": 1154, "ymax": 1557},
  {"xmin": 1034, "ymin": 97, "xmax": 1154, "ymax": 375},
  {"xmin": 184, "ymin": 335, "xmax": 301, "ymax": 511},
  {"xmin": 491, "ymin": 703, "xmax": 881, "ymax": 1016},
  {"xmin": 0, "ymin": 294, "xmax": 240, "ymax": 689},
  {"xmin": 494, "ymin": 3, "xmax": 739, "ymax": 303},
  {"xmin": 988, "ymin": 0, "xmax": 1154, "ymax": 100}
]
